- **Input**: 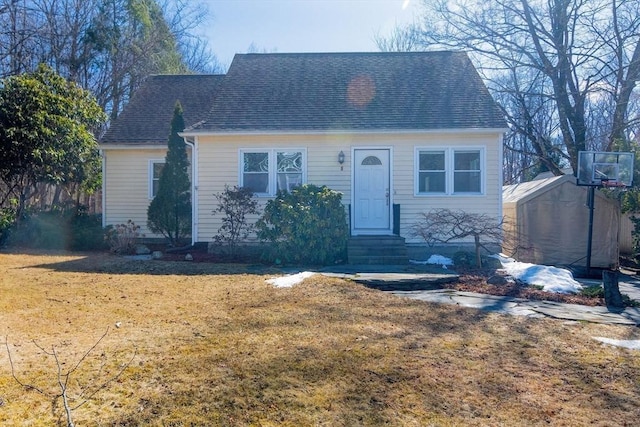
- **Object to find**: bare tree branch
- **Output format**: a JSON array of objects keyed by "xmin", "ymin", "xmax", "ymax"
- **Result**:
[{"xmin": 4, "ymin": 329, "xmax": 136, "ymax": 425}]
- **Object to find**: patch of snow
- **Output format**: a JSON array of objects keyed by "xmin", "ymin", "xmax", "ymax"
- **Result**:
[
  {"xmin": 410, "ymin": 255, "xmax": 453, "ymax": 269},
  {"xmin": 493, "ymin": 254, "xmax": 583, "ymax": 294},
  {"xmin": 593, "ymin": 337, "xmax": 640, "ymax": 350},
  {"xmin": 266, "ymin": 271, "xmax": 315, "ymax": 288}
]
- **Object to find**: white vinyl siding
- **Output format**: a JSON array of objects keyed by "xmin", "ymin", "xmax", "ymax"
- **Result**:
[
  {"xmin": 415, "ymin": 147, "xmax": 485, "ymax": 196},
  {"xmin": 103, "ymin": 148, "xmax": 168, "ymax": 237},
  {"xmin": 193, "ymin": 131, "xmax": 502, "ymax": 244}
]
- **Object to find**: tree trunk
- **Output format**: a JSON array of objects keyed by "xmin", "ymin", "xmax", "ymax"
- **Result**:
[
  {"xmin": 602, "ymin": 270, "xmax": 624, "ymax": 309},
  {"xmin": 474, "ymin": 234, "xmax": 482, "ymax": 268}
]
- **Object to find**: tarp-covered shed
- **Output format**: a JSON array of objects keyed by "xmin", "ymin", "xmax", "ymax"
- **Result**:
[{"xmin": 503, "ymin": 175, "xmax": 620, "ymax": 269}]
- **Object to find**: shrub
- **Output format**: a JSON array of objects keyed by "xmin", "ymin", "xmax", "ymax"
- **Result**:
[
  {"xmin": 212, "ymin": 185, "xmax": 259, "ymax": 257},
  {"xmin": 256, "ymin": 184, "xmax": 348, "ymax": 265},
  {"xmin": 581, "ymin": 285, "xmax": 605, "ymax": 299},
  {"xmin": 6, "ymin": 206, "xmax": 107, "ymax": 251},
  {"xmin": 105, "ymin": 220, "xmax": 142, "ymax": 254},
  {"xmin": 0, "ymin": 206, "xmax": 16, "ymax": 246},
  {"xmin": 631, "ymin": 215, "xmax": 640, "ymax": 260},
  {"xmin": 452, "ymin": 251, "xmax": 475, "ymax": 267},
  {"xmin": 69, "ymin": 208, "xmax": 107, "ymax": 251},
  {"xmin": 411, "ymin": 209, "xmax": 503, "ymax": 268},
  {"xmin": 7, "ymin": 209, "xmax": 69, "ymax": 249}
]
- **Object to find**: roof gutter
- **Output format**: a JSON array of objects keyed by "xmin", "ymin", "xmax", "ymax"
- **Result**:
[
  {"xmin": 183, "ymin": 137, "xmax": 197, "ymax": 246},
  {"xmin": 179, "ymin": 127, "xmax": 510, "ymax": 137},
  {"xmin": 99, "ymin": 143, "xmax": 168, "ymax": 150}
]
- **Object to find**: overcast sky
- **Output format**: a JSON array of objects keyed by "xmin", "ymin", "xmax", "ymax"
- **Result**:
[{"xmin": 200, "ymin": 0, "xmax": 421, "ymax": 69}]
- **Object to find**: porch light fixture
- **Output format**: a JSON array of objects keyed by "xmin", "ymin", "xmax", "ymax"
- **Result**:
[{"xmin": 338, "ymin": 151, "xmax": 345, "ymax": 165}]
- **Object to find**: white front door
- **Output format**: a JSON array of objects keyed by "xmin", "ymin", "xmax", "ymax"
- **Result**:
[{"xmin": 353, "ymin": 148, "xmax": 391, "ymax": 233}]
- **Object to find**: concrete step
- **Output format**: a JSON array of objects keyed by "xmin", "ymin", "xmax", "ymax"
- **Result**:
[
  {"xmin": 348, "ymin": 255, "xmax": 410, "ymax": 265},
  {"xmin": 347, "ymin": 235, "xmax": 408, "ymax": 265}
]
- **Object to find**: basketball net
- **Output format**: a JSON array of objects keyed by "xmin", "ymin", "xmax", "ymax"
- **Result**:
[{"xmin": 600, "ymin": 180, "xmax": 627, "ymax": 190}]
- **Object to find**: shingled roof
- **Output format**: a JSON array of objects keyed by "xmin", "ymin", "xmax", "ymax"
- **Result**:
[
  {"xmin": 189, "ymin": 51, "xmax": 506, "ymax": 132},
  {"xmin": 101, "ymin": 74, "xmax": 224, "ymax": 144},
  {"xmin": 101, "ymin": 52, "xmax": 506, "ymax": 144}
]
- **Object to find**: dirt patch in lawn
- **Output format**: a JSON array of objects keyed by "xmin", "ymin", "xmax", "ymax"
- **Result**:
[{"xmin": 1, "ymin": 250, "xmax": 640, "ymax": 426}]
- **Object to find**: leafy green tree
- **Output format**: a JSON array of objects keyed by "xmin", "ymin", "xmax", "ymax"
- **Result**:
[
  {"xmin": 147, "ymin": 101, "xmax": 191, "ymax": 246},
  {"xmin": 0, "ymin": 64, "xmax": 105, "ymax": 219}
]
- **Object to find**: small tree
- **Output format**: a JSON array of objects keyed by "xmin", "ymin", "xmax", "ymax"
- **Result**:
[
  {"xmin": 147, "ymin": 102, "xmax": 191, "ymax": 246},
  {"xmin": 212, "ymin": 185, "xmax": 259, "ymax": 257},
  {"xmin": 411, "ymin": 209, "xmax": 504, "ymax": 268},
  {"xmin": 256, "ymin": 184, "xmax": 349, "ymax": 265},
  {"xmin": 5, "ymin": 329, "xmax": 135, "ymax": 427}
]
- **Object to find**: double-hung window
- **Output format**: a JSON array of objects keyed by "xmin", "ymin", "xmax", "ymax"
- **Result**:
[
  {"xmin": 240, "ymin": 149, "xmax": 305, "ymax": 195},
  {"xmin": 148, "ymin": 159, "xmax": 165, "ymax": 199},
  {"xmin": 415, "ymin": 147, "xmax": 484, "ymax": 195},
  {"xmin": 453, "ymin": 150, "xmax": 481, "ymax": 193}
]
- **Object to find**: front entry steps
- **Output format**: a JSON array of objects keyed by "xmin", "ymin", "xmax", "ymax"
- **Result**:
[{"xmin": 347, "ymin": 235, "xmax": 408, "ymax": 265}]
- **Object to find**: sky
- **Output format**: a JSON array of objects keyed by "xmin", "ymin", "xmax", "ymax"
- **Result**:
[{"xmin": 199, "ymin": 0, "xmax": 421, "ymax": 69}]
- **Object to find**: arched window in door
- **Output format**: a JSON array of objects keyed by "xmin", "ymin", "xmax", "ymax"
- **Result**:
[{"xmin": 361, "ymin": 156, "xmax": 382, "ymax": 166}]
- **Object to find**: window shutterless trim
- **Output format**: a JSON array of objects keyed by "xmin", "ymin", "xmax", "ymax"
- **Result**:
[
  {"xmin": 148, "ymin": 159, "xmax": 165, "ymax": 199},
  {"xmin": 414, "ymin": 146, "xmax": 485, "ymax": 196},
  {"xmin": 238, "ymin": 148, "xmax": 307, "ymax": 196}
]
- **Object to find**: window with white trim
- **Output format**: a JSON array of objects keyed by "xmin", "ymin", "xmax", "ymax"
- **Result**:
[
  {"xmin": 416, "ymin": 148, "xmax": 484, "ymax": 195},
  {"xmin": 240, "ymin": 149, "xmax": 305, "ymax": 195},
  {"xmin": 149, "ymin": 159, "xmax": 165, "ymax": 199}
]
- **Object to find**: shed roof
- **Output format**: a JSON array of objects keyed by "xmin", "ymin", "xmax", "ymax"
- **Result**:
[{"xmin": 503, "ymin": 174, "xmax": 614, "ymax": 206}]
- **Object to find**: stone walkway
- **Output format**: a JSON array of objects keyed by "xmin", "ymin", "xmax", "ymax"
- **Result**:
[
  {"xmin": 320, "ymin": 265, "xmax": 640, "ymax": 326},
  {"xmin": 393, "ymin": 289, "xmax": 640, "ymax": 326}
]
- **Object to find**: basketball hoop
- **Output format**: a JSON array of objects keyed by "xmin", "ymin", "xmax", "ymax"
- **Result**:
[
  {"xmin": 577, "ymin": 150, "xmax": 635, "ymax": 276},
  {"xmin": 577, "ymin": 151, "xmax": 634, "ymax": 187}
]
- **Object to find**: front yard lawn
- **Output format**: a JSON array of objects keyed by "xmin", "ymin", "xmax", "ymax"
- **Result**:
[{"xmin": 1, "ymin": 251, "xmax": 639, "ymax": 425}]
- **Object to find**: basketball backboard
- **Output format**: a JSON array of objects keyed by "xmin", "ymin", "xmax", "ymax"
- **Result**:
[{"xmin": 577, "ymin": 151, "xmax": 634, "ymax": 187}]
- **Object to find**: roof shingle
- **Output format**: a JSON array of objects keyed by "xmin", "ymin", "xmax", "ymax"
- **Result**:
[
  {"xmin": 101, "ymin": 74, "xmax": 224, "ymax": 144},
  {"xmin": 190, "ymin": 51, "xmax": 506, "ymax": 132},
  {"xmin": 101, "ymin": 52, "xmax": 506, "ymax": 144}
]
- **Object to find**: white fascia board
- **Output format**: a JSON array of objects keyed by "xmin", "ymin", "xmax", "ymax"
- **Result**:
[
  {"xmin": 179, "ymin": 128, "xmax": 509, "ymax": 138},
  {"xmin": 99, "ymin": 143, "xmax": 167, "ymax": 150}
]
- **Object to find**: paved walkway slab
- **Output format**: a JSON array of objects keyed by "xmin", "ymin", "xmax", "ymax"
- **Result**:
[{"xmin": 392, "ymin": 289, "xmax": 640, "ymax": 325}]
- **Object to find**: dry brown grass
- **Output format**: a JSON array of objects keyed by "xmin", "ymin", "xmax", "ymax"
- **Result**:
[{"xmin": 1, "ymin": 250, "xmax": 640, "ymax": 426}]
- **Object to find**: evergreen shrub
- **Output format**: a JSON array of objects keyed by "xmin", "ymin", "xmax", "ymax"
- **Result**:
[{"xmin": 256, "ymin": 184, "xmax": 348, "ymax": 265}]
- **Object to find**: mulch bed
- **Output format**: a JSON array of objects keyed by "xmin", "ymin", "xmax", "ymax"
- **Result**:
[{"xmin": 452, "ymin": 271, "xmax": 605, "ymax": 307}]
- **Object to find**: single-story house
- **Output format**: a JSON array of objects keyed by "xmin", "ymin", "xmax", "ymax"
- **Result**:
[
  {"xmin": 502, "ymin": 174, "xmax": 620, "ymax": 269},
  {"xmin": 100, "ymin": 51, "xmax": 507, "ymax": 260}
]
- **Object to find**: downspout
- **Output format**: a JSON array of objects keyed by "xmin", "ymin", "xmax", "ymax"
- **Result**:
[
  {"xmin": 100, "ymin": 149, "xmax": 106, "ymax": 228},
  {"xmin": 184, "ymin": 138, "xmax": 198, "ymax": 246},
  {"xmin": 498, "ymin": 132, "xmax": 504, "ymax": 219}
]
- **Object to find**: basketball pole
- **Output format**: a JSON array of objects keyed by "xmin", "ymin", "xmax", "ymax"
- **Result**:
[{"xmin": 586, "ymin": 185, "xmax": 595, "ymax": 277}]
